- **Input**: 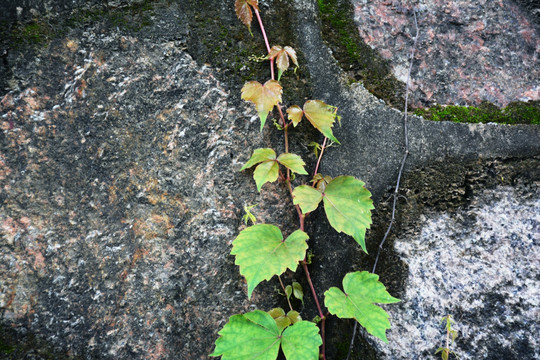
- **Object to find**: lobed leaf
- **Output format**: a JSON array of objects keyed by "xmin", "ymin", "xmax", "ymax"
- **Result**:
[
  {"xmin": 281, "ymin": 321, "xmax": 322, "ymax": 360},
  {"xmin": 231, "ymin": 225, "xmax": 309, "ymax": 298},
  {"xmin": 303, "ymin": 100, "xmax": 340, "ymax": 144},
  {"xmin": 234, "ymin": 0, "xmax": 259, "ymax": 30},
  {"xmin": 292, "ymin": 185, "xmax": 323, "ymax": 214},
  {"xmin": 241, "ymin": 80, "xmax": 283, "ymax": 131},
  {"xmin": 240, "ymin": 148, "xmax": 276, "ymax": 171},
  {"xmin": 253, "ymin": 160, "xmax": 279, "ymax": 191},
  {"xmin": 211, "ymin": 311, "xmax": 321, "ymax": 360},
  {"xmin": 324, "ymin": 271, "xmax": 400, "ymax": 343},
  {"xmin": 322, "ymin": 176, "xmax": 374, "ymax": 253},
  {"xmin": 277, "ymin": 153, "xmax": 308, "ymax": 175},
  {"xmin": 286, "ymin": 105, "xmax": 303, "ymax": 127},
  {"xmin": 210, "ymin": 310, "xmax": 280, "ymax": 359}
]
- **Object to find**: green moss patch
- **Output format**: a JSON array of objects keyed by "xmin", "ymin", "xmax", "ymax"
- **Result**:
[
  {"xmin": 414, "ymin": 101, "xmax": 540, "ymax": 125},
  {"xmin": 317, "ymin": 0, "xmax": 405, "ymax": 108},
  {"xmin": 65, "ymin": 0, "xmax": 156, "ymax": 33}
]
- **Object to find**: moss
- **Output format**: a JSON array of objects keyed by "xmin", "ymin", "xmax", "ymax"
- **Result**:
[
  {"xmin": 9, "ymin": 20, "xmax": 53, "ymax": 49},
  {"xmin": 8, "ymin": 0, "xmax": 157, "ymax": 52},
  {"xmin": 317, "ymin": 0, "xmax": 405, "ymax": 108},
  {"xmin": 65, "ymin": 0, "xmax": 156, "ymax": 33},
  {"xmin": 414, "ymin": 101, "xmax": 540, "ymax": 125},
  {"xmin": 0, "ymin": 324, "xmax": 73, "ymax": 359}
]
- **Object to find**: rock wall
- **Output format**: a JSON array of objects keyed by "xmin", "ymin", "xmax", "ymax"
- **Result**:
[
  {"xmin": 0, "ymin": 0, "xmax": 539, "ymax": 359},
  {"xmin": 352, "ymin": 0, "xmax": 539, "ymax": 107}
]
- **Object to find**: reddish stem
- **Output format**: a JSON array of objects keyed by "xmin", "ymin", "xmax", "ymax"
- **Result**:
[
  {"xmin": 253, "ymin": 5, "xmax": 326, "ymax": 359},
  {"xmin": 313, "ymin": 137, "xmax": 328, "ymax": 177},
  {"xmin": 279, "ymin": 275, "xmax": 293, "ymax": 312},
  {"xmin": 254, "ymin": 8, "xmax": 275, "ymax": 80},
  {"xmin": 302, "ymin": 261, "xmax": 327, "ymax": 360}
]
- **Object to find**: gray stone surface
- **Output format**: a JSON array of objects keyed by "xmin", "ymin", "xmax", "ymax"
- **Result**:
[
  {"xmin": 351, "ymin": 0, "xmax": 540, "ymax": 107},
  {"xmin": 374, "ymin": 184, "xmax": 539, "ymax": 359},
  {"xmin": 0, "ymin": 0, "xmax": 539, "ymax": 359}
]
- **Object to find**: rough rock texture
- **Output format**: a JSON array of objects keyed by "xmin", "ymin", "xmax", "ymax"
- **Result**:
[
  {"xmin": 378, "ymin": 184, "xmax": 539, "ymax": 359},
  {"xmin": 0, "ymin": 3, "xmax": 296, "ymax": 357},
  {"xmin": 0, "ymin": 0, "xmax": 539, "ymax": 359},
  {"xmin": 352, "ymin": 0, "xmax": 539, "ymax": 107}
]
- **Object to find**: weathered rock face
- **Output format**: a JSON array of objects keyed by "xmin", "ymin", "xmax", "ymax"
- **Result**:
[
  {"xmin": 0, "ymin": 0, "xmax": 539, "ymax": 359},
  {"xmin": 384, "ymin": 186, "xmax": 539, "ymax": 359},
  {"xmin": 365, "ymin": 159, "xmax": 540, "ymax": 360},
  {"xmin": 352, "ymin": 0, "xmax": 540, "ymax": 107}
]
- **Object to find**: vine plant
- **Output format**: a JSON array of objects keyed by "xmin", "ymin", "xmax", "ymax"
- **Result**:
[{"xmin": 211, "ymin": 1, "xmax": 399, "ymax": 359}]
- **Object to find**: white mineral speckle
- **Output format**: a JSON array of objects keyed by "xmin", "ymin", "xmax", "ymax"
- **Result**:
[{"xmin": 375, "ymin": 186, "xmax": 539, "ymax": 359}]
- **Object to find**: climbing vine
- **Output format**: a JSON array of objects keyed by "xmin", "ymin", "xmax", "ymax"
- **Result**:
[{"xmin": 211, "ymin": 1, "xmax": 399, "ymax": 359}]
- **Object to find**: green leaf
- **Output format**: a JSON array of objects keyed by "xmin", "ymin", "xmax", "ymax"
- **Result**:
[
  {"xmin": 210, "ymin": 310, "xmax": 280, "ymax": 359},
  {"xmin": 281, "ymin": 321, "xmax": 322, "ymax": 360},
  {"xmin": 277, "ymin": 153, "xmax": 308, "ymax": 175},
  {"xmin": 292, "ymin": 282, "xmax": 304, "ymax": 304},
  {"xmin": 242, "ymin": 204, "xmax": 257, "ymax": 225},
  {"xmin": 303, "ymin": 100, "xmax": 340, "ymax": 144},
  {"xmin": 211, "ymin": 311, "xmax": 321, "ymax": 360},
  {"xmin": 324, "ymin": 271, "xmax": 400, "ymax": 343},
  {"xmin": 240, "ymin": 148, "xmax": 276, "ymax": 171},
  {"xmin": 322, "ymin": 176, "xmax": 374, "ymax": 253},
  {"xmin": 292, "ymin": 185, "xmax": 323, "ymax": 214},
  {"xmin": 240, "ymin": 149, "xmax": 280, "ymax": 191},
  {"xmin": 231, "ymin": 225, "xmax": 309, "ymax": 298},
  {"xmin": 285, "ymin": 285, "xmax": 292, "ymax": 300},
  {"xmin": 241, "ymin": 80, "xmax": 283, "ymax": 130},
  {"xmin": 234, "ymin": 0, "xmax": 259, "ymax": 32},
  {"xmin": 287, "ymin": 105, "xmax": 303, "ymax": 127},
  {"xmin": 253, "ymin": 160, "xmax": 279, "ymax": 191}
]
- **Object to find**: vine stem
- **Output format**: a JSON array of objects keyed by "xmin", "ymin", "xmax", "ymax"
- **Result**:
[
  {"xmin": 254, "ymin": 8, "xmax": 287, "ymax": 127},
  {"xmin": 279, "ymin": 275, "xmax": 294, "ymax": 311},
  {"xmin": 254, "ymin": 5, "xmax": 326, "ymax": 359},
  {"xmin": 346, "ymin": 8, "xmax": 419, "ymax": 360},
  {"xmin": 254, "ymin": 8, "xmax": 275, "ymax": 80},
  {"xmin": 313, "ymin": 137, "xmax": 328, "ymax": 177},
  {"xmin": 302, "ymin": 261, "xmax": 327, "ymax": 360}
]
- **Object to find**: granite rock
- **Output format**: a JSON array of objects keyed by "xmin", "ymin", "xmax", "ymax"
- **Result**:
[
  {"xmin": 351, "ymin": 0, "xmax": 539, "ymax": 107},
  {"xmin": 372, "ymin": 183, "xmax": 539, "ymax": 359},
  {"xmin": 0, "ymin": 0, "xmax": 539, "ymax": 359}
]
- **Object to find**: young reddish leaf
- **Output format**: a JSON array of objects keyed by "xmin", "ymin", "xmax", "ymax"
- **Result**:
[
  {"xmin": 231, "ymin": 225, "xmax": 309, "ymax": 298},
  {"xmin": 253, "ymin": 160, "xmax": 279, "ymax": 191},
  {"xmin": 234, "ymin": 0, "xmax": 259, "ymax": 30},
  {"xmin": 324, "ymin": 271, "xmax": 400, "ymax": 343},
  {"xmin": 322, "ymin": 176, "xmax": 374, "ymax": 253},
  {"xmin": 303, "ymin": 100, "xmax": 340, "ymax": 144},
  {"xmin": 241, "ymin": 80, "xmax": 283, "ymax": 131},
  {"xmin": 240, "ymin": 148, "xmax": 276, "ymax": 171},
  {"xmin": 286, "ymin": 105, "xmax": 303, "ymax": 127},
  {"xmin": 292, "ymin": 185, "xmax": 323, "ymax": 214},
  {"xmin": 268, "ymin": 308, "xmax": 291, "ymax": 332},
  {"xmin": 268, "ymin": 45, "xmax": 299, "ymax": 81},
  {"xmin": 277, "ymin": 153, "xmax": 308, "ymax": 175}
]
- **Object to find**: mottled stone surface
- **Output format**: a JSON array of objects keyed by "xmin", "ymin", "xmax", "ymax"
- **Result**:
[
  {"xmin": 352, "ymin": 0, "xmax": 539, "ymax": 107},
  {"xmin": 0, "ymin": 0, "xmax": 539, "ymax": 359},
  {"xmin": 373, "ymin": 184, "xmax": 539, "ymax": 359},
  {"xmin": 0, "ymin": 4, "xmax": 288, "ymax": 357}
]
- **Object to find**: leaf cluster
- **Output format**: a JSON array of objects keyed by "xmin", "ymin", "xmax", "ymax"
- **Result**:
[{"xmin": 212, "ymin": 2, "xmax": 399, "ymax": 359}]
